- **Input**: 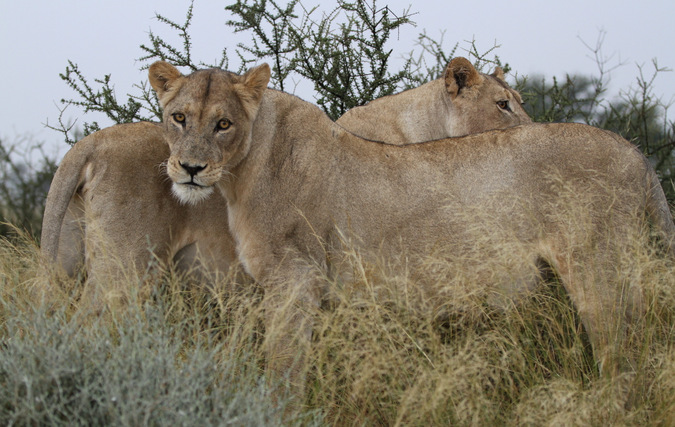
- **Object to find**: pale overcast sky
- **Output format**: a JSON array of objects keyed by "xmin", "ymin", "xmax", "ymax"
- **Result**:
[{"xmin": 2, "ymin": 0, "xmax": 674, "ymax": 159}]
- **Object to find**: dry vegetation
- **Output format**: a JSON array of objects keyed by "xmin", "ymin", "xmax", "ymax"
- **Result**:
[{"xmin": 1, "ymin": 191, "xmax": 673, "ymax": 425}]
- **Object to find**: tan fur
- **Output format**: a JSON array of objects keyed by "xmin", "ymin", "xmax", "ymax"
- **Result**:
[
  {"xmin": 150, "ymin": 61, "xmax": 675, "ymax": 398},
  {"xmin": 337, "ymin": 57, "xmax": 531, "ymax": 143},
  {"xmin": 40, "ymin": 122, "xmax": 235, "ymax": 308},
  {"xmin": 42, "ymin": 58, "xmax": 531, "ymax": 297}
]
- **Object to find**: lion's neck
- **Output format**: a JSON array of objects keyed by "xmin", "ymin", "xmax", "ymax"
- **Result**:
[
  {"xmin": 224, "ymin": 89, "xmax": 339, "ymax": 200},
  {"xmin": 337, "ymin": 78, "xmax": 452, "ymax": 144},
  {"xmin": 397, "ymin": 79, "xmax": 454, "ymax": 142},
  {"xmin": 222, "ymin": 90, "xmax": 346, "ymax": 278}
]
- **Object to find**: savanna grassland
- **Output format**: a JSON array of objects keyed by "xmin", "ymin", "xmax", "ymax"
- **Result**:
[
  {"xmin": 2, "ymin": 2, "xmax": 674, "ymax": 425},
  {"xmin": 1, "ymin": 208, "xmax": 673, "ymax": 425}
]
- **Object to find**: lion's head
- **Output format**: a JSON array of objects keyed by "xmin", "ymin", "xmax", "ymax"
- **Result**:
[
  {"xmin": 442, "ymin": 57, "xmax": 530, "ymax": 134},
  {"xmin": 149, "ymin": 61, "xmax": 271, "ymax": 205},
  {"xmin": 336, "ymin": 57, "xmax": 531, "ymax": 143}
]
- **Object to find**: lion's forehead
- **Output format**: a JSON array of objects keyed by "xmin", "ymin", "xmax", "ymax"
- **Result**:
[
  {"xmin": 482, "ymin": 77, "xmax": 514, "ymax": 96},
  {"xmin": 170, "ymin": 71, "xmax": 240, "ymax": 110},
  {"xmin": 509, "ymin": 89, "xmax": 523, "ymax": 103},
  {"xmin": 479, "ymin": 74, "xmax": 518, "ymax": 98}
]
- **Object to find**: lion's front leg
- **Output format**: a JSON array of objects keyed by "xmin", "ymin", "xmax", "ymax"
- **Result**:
[{"xmin": 260, "ymin": 258, "xmax": 324, "ymax": 409}]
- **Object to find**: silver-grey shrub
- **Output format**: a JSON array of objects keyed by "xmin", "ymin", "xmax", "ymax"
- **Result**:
[{"xmin": 0, "ymin": 302, "xmax": 291, "ymax": 426}]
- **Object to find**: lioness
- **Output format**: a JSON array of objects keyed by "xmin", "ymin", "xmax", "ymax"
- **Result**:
[
  {"xmin": 41, "ymin": 58, "xmax": 529, "ymax": 291},
  {"xmin": 40, "ymin": 122, "xmax": 236, "ymax": 305},
  {"xmin": 148, "ymin": 61, "xmax": 675, "ymax": 397},
  {"xmin": 337, "ymin": 57, "xmax": 530, "ymax": 142}
]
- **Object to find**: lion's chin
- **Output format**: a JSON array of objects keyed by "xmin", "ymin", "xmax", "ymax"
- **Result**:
[{"xmin": 171, "ymin": 183, "xmax": 214, "ymax": 205}]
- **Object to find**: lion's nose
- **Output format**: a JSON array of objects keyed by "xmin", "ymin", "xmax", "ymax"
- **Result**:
[{"xmin": 180, "ymin": 162, "xmax": 206, "ymax": 177}]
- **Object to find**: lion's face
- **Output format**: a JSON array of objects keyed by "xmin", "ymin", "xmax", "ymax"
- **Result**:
[
  {"xmin": 149, "ymin": 62, "xmax": 271, "ymax": 205},
  {"xmin": 443, "ymin": 58, "xmax": 531, "ymax": 136}
]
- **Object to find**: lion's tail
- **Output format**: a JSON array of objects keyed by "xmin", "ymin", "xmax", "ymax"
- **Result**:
[
  {"xmin": 40, "ymin": 137, "xmax": 95, "ymax": 263},
  {"xmin": 645, "ymin": 167, "xmax": 675, "ymax": 258}
]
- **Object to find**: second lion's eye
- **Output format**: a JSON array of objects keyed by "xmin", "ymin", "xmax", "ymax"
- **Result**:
[
  {"xmin": 217, "ymin": 119, "xmax": 232, "ymax": 130},
  {"xmin": 173, "ymin": 113, "xmax": 186, "ymax": 124},
  {"xmin": 497, "ymin": 100, "xmax": 511, "ymax": 111}
]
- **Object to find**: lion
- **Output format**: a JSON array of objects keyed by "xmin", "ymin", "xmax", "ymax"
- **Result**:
[
  {"xmin": 41, "ymin": 58, "xmax": 530, "ymax": 298},
  {"xmin": 40, "ymin": 122, "xmax": 236, "ymax": 307},
  {"xmin": 336, "ymin": 56, "xmax": 531, "ymax": 142},
  {"xmin": 148, "ymin": 60, "xmax": 675, "ymax": 399}
]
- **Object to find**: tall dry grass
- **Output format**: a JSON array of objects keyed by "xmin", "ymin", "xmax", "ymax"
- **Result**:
[
  {"xmin": 0, "ymin": 229, "xmax": 298, "ymax": 426},
  {"xmin": 0, "ymin": 204, "xmax": 673, "ymax": 425}
]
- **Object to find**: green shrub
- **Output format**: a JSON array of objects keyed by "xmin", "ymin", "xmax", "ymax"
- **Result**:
[
  {"xmin": 53, "ymin": 1, "xmax": 674, "ymax": 205},
  {"xmin": 0, "ymin": 136, "xmax": 57, "ymax": 239}
]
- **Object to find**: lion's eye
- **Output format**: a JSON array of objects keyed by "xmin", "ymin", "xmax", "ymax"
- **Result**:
[
  {"xmin": 497, "ymin": 100, "xmax": 510, "ymax": 111},
  {"xmin": 172, "ymin": 113, "xmax": 186, "ymax": 124},
  {"xmin": 217, "ymin": 119, "xmax": 232, "ymax": 131}
]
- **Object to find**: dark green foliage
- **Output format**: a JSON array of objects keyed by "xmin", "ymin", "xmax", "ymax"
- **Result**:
[
  {"xmin": 226, "ymin": 0, "xmax": 425, "ymax": 117},
  {"xmin": 519, "ymin": 74, "xmax": 602, "ymax": 123},
  {"xmin": 282, "ymin": 0, "xmax": 416, "ymax": 118},
  {"xmin": 0, "ymin": 137, "xmax": 57, "ymax": 238},
  {"xmin": 55, "ymin": 61, "xmax": 158, "ymax": 145},
  {"xmin": 139, "ymin": 1, "xmax": 229, "ymax": 73},
  {"xmin": 225, "ymin": 0, "xmax": 301, "ymax": 91}
]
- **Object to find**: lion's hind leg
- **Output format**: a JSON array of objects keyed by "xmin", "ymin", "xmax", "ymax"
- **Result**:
[{"xmin": 543, "ymin": 235, "xmax": 646, "ymax": 383}]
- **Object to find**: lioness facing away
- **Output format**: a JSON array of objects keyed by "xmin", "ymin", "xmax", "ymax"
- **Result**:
[
  {"xmin": 149, "ymin": 61, "xmax": 674, "ymax": 399},
  {"xmin": 40, "ymin": 122, "xmax": 236, "ymax": 306},
  {"xmin": 41, "ymin": 58, "xmax": 530, "ymax": 295}
]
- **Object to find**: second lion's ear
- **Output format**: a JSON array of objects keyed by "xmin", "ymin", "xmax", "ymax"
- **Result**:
[
  {"xmin": 491, "ymin": 66, "xmax": 505, "ymax": 82},
  {"xmin": 444, "ymin": 57, "xmax": 483, "ymax": 99},
  {"xmin": 149, "ymin": 61, "xmax": 184, "ymax": 107}
]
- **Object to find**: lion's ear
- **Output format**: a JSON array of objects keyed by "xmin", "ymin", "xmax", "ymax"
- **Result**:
[
  {"xmin": 444, "ymin": 57, "xmax": 484, "ymax": 99},
  {"xmin": 235, "ymin": 63, "xmax": 271, "ymax": 118},
  {"xmin": 491, "ymin": 66, "xmax": 505, "ymax": 82},
  {"xmin": 149, "ymin": 61, "xmax": 183, "ymax": 106}
]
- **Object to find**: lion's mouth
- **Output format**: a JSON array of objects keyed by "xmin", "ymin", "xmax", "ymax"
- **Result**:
[
  {"xmin": 172, "ymin": 181, "xmax": 214, "ymax": 205},
  {"xmin": 177, "ymin": 177, "xmax": 209, "ymax": 188}
]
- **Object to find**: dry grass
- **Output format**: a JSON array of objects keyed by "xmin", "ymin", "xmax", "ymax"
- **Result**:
[
  {"xmin": 303, "ymin": 227, "xmax": 674, "ymax": 426},
  {"xmin": 0, "ymin": 208, "xmax": 673, "ymax": 426}
]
